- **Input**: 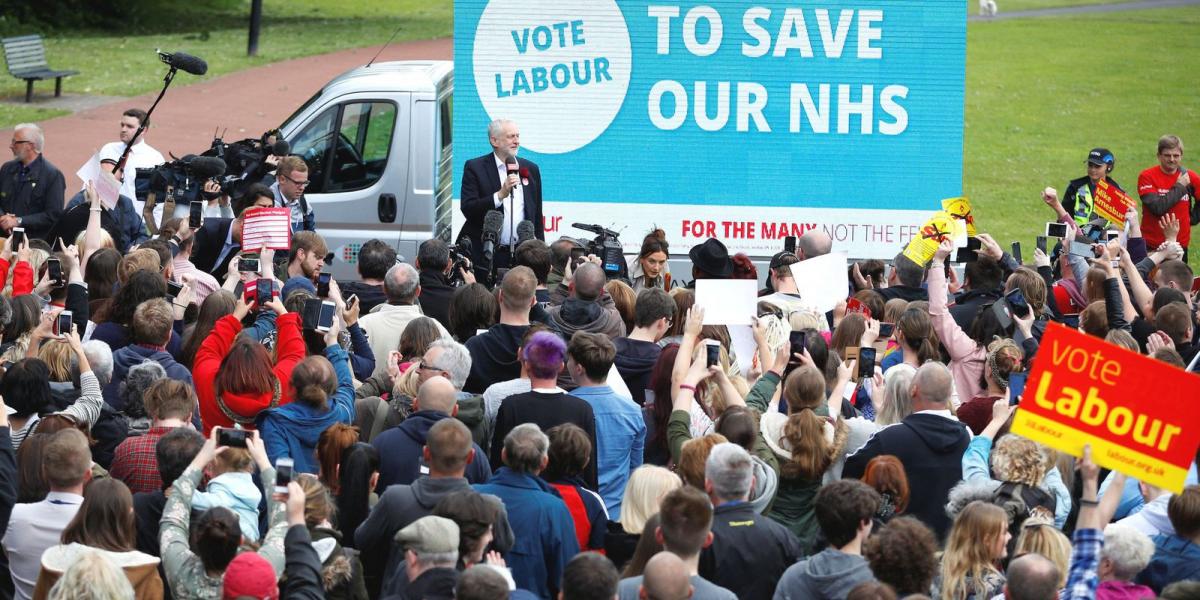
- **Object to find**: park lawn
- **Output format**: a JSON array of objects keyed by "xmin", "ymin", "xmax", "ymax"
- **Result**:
[
  {"xmin": 965, "ymin": 6, "xmax": 1200, "ymax": 273},
  {"xmin": 0, "ymin": 0, "xmax": 450, "ymax": 127},
  {"xmin": 974, "ymin": 0, "xmax": 1135, "ymax": 12}
]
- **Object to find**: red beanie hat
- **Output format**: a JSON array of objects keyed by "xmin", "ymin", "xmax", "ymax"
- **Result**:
[{"xmin": 222, "ymin": 552, "xmax": 278, "ymax": 600}]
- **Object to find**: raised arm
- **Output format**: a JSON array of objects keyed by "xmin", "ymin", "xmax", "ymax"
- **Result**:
[{"xmin": 928, "ymin": 240, "xmax": 981, "ymax": 361}]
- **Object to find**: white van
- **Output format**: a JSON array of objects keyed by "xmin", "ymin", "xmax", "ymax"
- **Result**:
[{"xmin": 277, "ymin": 60, "xmax": 454, "ymax": 280}]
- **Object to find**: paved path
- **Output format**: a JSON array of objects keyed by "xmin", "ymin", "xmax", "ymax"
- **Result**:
[
  {"xmin": 969, "ymin": 0, "xmax": 1200, "ymax": 21},
  {"xmin": 3, "ymin": 38, "xmax": 452, "ymax": 197}
]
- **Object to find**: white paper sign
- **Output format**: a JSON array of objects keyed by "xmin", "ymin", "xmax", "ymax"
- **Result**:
[
  {"xmin": 694, "ymin": 279, "xmax": 758, "ymax": 326},
  {"xmin": 727, "ymin": 325, "xmax": 758, "ymax": 376},
  {"xmin": 789, "ymin": 252, "xmax": 850, "ymax": 313}
]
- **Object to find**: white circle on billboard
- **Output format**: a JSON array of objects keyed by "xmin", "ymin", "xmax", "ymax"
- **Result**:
[{"xmin": 473, "ymin": 0, "xmax": 631, "ymax": 154}]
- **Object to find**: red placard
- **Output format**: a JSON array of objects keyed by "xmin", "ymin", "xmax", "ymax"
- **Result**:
[
  {"xmin": 1011, "ymin": 322, "xmax": 1200, "ymax": 492},
  {"xmin": 1093, "ymin": 179, "xmax": 1135, "ymax": 226}
]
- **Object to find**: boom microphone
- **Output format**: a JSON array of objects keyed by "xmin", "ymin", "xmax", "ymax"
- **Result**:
[
  {"xmin": 158, "ymin": 51, "xmax": 208, "ymax": 76},
  {"xmin": 516, "ymin": 220, "xmax": 535, "ymax": 243},
  {"xmin": 481, "ymin": 209, "xmax": 504, "ymax": 263},
  {"xmin": 180, "ymin": 155, "xmax": 226, "ymax": 179}
]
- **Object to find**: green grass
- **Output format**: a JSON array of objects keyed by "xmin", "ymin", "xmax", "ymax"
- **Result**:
[
  {"xmin": 0, "ymin": 0, "xmax": 450, "ymax": 127},
  {"xmin": 965, "ymin": 6, "xmax": 1200, "ymax": 273},
  {"xmin": 976, "ymin": 0, "xmax": 1134, "ymax": 12},
  {"xmin": 0, "ymin": 104, "xmax": 69, "ymax": 125}
]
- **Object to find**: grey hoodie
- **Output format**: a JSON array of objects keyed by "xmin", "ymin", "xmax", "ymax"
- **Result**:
[
  {"xmin": 773, "ymin": 549, "xmax": 875, "ymax": 600},
  {"xmin": 748, "ymin": 454, "xmax": 778, "ymax": 514}
]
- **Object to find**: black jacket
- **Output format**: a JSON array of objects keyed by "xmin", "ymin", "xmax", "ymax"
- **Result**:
[
  {"xmin": 417, "ymin": 269, "xmax": 455, "ymax": 331},
  {"xmin": 877, "ymin": 285, "xmax": 928, "ymax": 302},
  {"xmin": 842, "ymin": 413, "xmax": 970, "ymax": 539},
  {"xmin": 463, "ymin": 323, "xmax": 529, "ymax": 394},
  {"xmin": 391, "ymin": 567, "xmax": 458, "ymax": 600},
  {"xmin": 342, "ymin": 281, "xmax": 387, "ymax": 315},
  {"xmin": 191, "ymin": 218, "xmax": 237, "ymax": 279},
  {"xmin": 612, "ymin": 337, "xmax": 661, "ymax": 407},
  {"xmin": 282, "ymin": 525, "xmax": 327, "ymax": 600},
  {"xmin": 949, "ymin": 288, "xmax": 1003, "ymax": 331},
  {"xmin": 490, "ymin": 390, "xmax": 599, "ymax": 492},
  {"xmin": 457, "ymin": 152, "xmax": 545, "ymax": 264},
  {"xmin": 0, "ymin": 427, "xmax": 16, "ymax": 599},
  {"xmin": 699, "ymin": 502, "xmax": 805, "ymax": 600},
  {"xmin": 0, "ymin": 155, "xmax": 66, "ymax": 240},
  {"xmin": 372, "ymin": 410, "xmax": 492, "ymax": 491}
]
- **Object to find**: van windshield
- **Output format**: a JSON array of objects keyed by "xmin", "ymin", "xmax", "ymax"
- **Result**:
[{"xmin": 280, "ymin": 87, "xmax": 325, "ymax": 131}]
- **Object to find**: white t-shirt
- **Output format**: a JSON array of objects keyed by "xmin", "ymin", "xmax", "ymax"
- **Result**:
[{"xmin": 92, "ymin": 140, "xmax": 165, "ymax": 207}]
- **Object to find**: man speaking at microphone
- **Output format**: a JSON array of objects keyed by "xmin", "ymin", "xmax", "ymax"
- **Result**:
[{"xmin": 459, "ymin": 119, "xmax": 544, "ymax": 278}]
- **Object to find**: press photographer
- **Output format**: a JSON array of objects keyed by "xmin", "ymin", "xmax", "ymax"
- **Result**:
[{"xmin": 415, "ymin": 238, "xmax": 475, "ymax": 330}]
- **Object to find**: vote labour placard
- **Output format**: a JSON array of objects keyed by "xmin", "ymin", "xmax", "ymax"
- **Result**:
[
  {"xmin": 1093, "ymin": 179, "xmax": 1134, "ymax": 226},
  {"xmin": 1011, "ymin": 322, "xmax": 1200, "ymax": 492}
]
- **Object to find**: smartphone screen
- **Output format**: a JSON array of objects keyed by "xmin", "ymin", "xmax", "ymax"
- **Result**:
[
  {"xmin": 1045, "ymin": 222, "xmax": 1068, "ymax": 238},
  {"xmin": 706, "ymin": 343, "xmax": 720, "ymax": 368},
  {"xmin": 858, "ymin": 347, "xmax": 876, "ymax": 379},
  {"xmin": 189, "ymin": 201, "xmax": 204, "ymax": 228},
  {"xmin": 955, "ymin": 237, "xmax": 981, "ymax": 263},
  {"xmin": 275, "ymin": 458, "xmax": 294, "ymax": 495},
  {"xmin": 317, "ymin": 300, "xmax": 337, "ymax": 333},
  {"xmin": 55, "ymin": 310, "xmax": 72, "ymax": 336},
  {"xmin": 166, "ymin": 280, "xmax": 184, "ymax": 300},
  {"xmin": 1069, "ymin": 240, "xmax": 1095, "ymax": 258},
  {"xmin": 1192, "ymin": 276, "xmax": 1200, "ymax": 294},
  {"xmin": 256, "ymin": 279, "xmax": 273, "ymax": 305},
  {"xmin": 216, "ymin": 427, "xmax": 248, "ymax": 448},
  {"xmin": 316, "ymin": 272, "xmax": 332, "ymax": 298},
  {"xmin": 1011, "ymin": 242, "xmax": 1022, "ymax": 265},
  {"xmin": 789, "ymin": 330, "xmax": 807, "ymax": 362},
  {"xmin": 878, "ymin": 322, "xmax": 895, "ymax": 338},
  {"xmin": 1006, "ymin": 288, "xmax": 1030, "ymax": 318},
  {"xmin": 1008, "ymin": 372, "xmax": 1028, "ymax": 406},
  {"xmin": 239, "ymin": 255, "xmax": 260, "ymax": 273},
  {"xmin": 783, "ymin": 236, "xmax": 797, "ymax": 254},
  {"xmin": 1036, "ymin": 235, "xmax": 1048, "ymax": 255},
  {"xmin": 991, "ymin": 300, "xmax": 1013, "ymax": 330},
  {"xmin": 10, "ymin": 227, "xmax": 24, "ymax": 249},
  {"xmin": 301, "ymin": 298, "xmax": 322, "ymax": 331},
  {"xmin": 46, "ymin": 258, "xmax": 63, "ymax": 288}
]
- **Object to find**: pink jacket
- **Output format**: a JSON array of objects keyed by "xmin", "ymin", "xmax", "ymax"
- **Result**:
[{"xmin": 928, "ymin": 264, "xmax": 984, "ymax": 405}]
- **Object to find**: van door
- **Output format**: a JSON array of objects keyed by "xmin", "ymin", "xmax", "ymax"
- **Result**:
[{"xmin": 286, "ymin": 92, "xmax": 413, "ymax": 280}]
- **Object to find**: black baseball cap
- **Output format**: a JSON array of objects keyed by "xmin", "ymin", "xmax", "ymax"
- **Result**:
[{"xmin": 1087, "ymin": 148, "xmax": 1114, "ymax": 167}]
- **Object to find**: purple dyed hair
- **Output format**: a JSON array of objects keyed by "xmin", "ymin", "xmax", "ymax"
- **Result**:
[{"xmin": 522, "ymin": 331, "xmax": 567, "ymax": 379}]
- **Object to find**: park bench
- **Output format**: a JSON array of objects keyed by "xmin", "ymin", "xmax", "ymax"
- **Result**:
[{"xmin": 2, "ymin": 34, "xmax": 78, "ymax": 102}]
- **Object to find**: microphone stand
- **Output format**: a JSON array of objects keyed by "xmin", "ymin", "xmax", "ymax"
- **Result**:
[{"xmin": 114, "ymin": 66, "xmax": 178, "ymax": 175}]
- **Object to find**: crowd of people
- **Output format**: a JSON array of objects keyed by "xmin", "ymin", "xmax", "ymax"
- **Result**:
[{"xmin": 0, "ymin": 114, "xmax": 1197, "ymax": 600}]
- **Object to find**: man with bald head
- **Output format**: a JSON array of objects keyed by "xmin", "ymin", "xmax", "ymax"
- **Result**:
[
  {"xmin": 465, "ymin": 265, "xmax": 538, "ymax": 393},
  {"xmin": 1004, "ymin": 553, "xmax": 1061, "ymax": 600},
  {"xmin": 841, "ymin": 362, "xmax": 969, "ymax": 538},
  {"xmin": 371, "ymin": 376, "xmax": 492, "ymax": 490},
  {"xmin": 357, "ymin": 414, "xmax": 512, "ymax": 597},
  {"xmin": 641, "ymin": 553, "xmax": 693, "ymax": 600},
  {"xmin": 547, "ymin": 261, "xmax": 626, "ymax": 340},
  {"xmin": 360, "ymin": 262, "xmax": 451, "ymax": 375},
  {"xmin": 796, "ymin": 230, "xmax": 832, "ymax": 260}
]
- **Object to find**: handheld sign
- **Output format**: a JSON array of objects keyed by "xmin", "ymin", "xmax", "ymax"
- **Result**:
[
  {"xmin": 1010, "ymin": 322, "xmax": 1200, "ymax": 493},
  {"xmin": 695, "ymin": 279, "xmax": 757, "ymax": 326},
  {"xmin": 902, "ymin": 211, "xmax": 964, "ymax": 266},
  {"xmin": 942, "ymin": 197, "xmax": 976, "ymax": 237},
  {"xmin": 1093, "ymin": 179, "xmax": 1134, "ymax": 226},
  {"xmin": 788, "ymin": 252, "xmax": 849, "ymax": 313},
  {"xmin": 241, "ymin": 207, "xmax": 292, "ymax": 251}
]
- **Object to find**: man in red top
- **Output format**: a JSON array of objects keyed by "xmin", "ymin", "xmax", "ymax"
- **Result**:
[{"xmin": 1139, "ymin": 135, "xmax": 1198, "ymax": 258}]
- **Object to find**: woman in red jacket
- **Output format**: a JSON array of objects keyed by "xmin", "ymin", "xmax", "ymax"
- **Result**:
[{"xmin": 195, "ymin": 293, "xmax": 306, "ymax": 433}]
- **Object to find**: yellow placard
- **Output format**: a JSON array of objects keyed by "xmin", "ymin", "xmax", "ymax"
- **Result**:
[
  {"xmin": 942, "ymin": 196, "xmax": 976, "ymax": 236},
  {"xmin": 902, "ymin": 211, "xmax": 964, "ymax": 266}
]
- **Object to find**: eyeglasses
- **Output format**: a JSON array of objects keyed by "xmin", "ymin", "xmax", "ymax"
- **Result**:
[
  {"xmin": 9, "ymin": 139, "xmax": 33, "ymax": 147},
  {"xmin": 281, "ymin": 174, "xmax": 309, "ymax": 188}
]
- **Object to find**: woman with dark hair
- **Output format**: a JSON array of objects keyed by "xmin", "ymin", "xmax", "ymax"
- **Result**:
[
  {"xmin": 543, "ymin": 423, "xmax": 608, "ymax": 552},
  {"xmin": 34, "ymin": 478, "xmax": 162, "ymax": 598},
  {"xmin": 448, "ymin": 283, "xmax": 497, "ymax": 343},
  {"xmin": 160, "ymin": 428, "xmax": 287, "ymax": 599},
  {"xmin": 194, "ymin": 293, "xmax": 305, "ymax": 433},
  {"xmin": 657, "ymin": 290, "xmax": 693, "ymax": 347},
  {"xmin": 180, "ymin": 290, "xmax": 236, "ymax": 369},
  {"xmin": 6, "ymin": 324, "xmax": 105, "ymax": 449},
  {"xmin": 336, "ymin": 442, "xmax": 380, "ymax": 548},
  {"xmin": 84, "ymin": 247, "xmax": 122, "ymax": 312},
  {"xmin": 643, "ymin": 344, "xmax": 680, "ymax": 466},
  {"xmin": 629, "ymin": 229, "xmax": 672, "ymax": 292},
  {"xmin": 433, "ymin": 490, "xmax": 502, "ymax": 569},
  {"xmin": 15, "ymin": 433, "xmax": 51, "ymax": 503},
  {"xmin": 257, "ymin": 318, "xmax": 356, "ymax": 473},
  {"xmin": 91, "ymin": 269, "xmax": 183, "ymax": 355}
]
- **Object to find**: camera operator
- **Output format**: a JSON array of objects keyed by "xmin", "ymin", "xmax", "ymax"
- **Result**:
[
  {"xmin": 416, "ymin": 238, "xmax": 474, "ymax": 330},
  {"xmin": 270, "ymin": 156, "xmax": 316, "ymax": 232},
  {"xmin": 86, "ymin": 108, "xmax": 165, "ymax": 210}
]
